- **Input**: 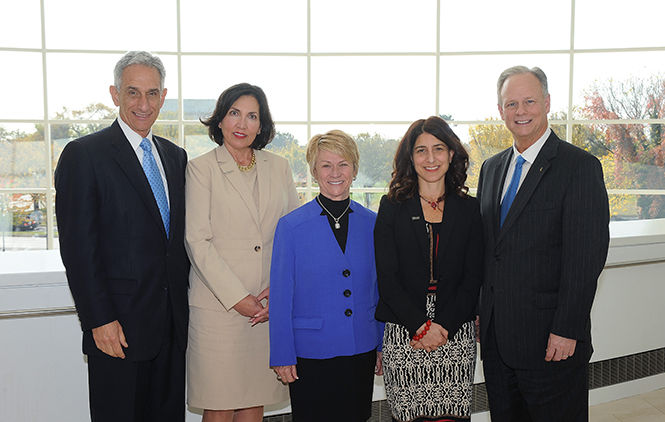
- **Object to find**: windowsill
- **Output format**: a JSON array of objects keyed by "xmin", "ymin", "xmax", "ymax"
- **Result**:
[{"xmin": 607, "ymin": 218, "xmax": 665, "ymax": 266}]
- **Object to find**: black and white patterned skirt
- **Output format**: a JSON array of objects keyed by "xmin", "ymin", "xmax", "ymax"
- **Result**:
[{"xmin": 382, "ymin": 295, "xmax": 476, "ymax": 422}]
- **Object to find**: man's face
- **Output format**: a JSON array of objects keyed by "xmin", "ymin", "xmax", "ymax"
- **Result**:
[
  {"xmin": 498, "ymin": 72, "xmax": 550, "ymax": 149},
  {"xmin": 109, "ymin": 64, "xmax": 166, "ymax": 138}
]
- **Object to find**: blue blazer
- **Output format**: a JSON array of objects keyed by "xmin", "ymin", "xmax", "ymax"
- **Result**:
[{"xmin": 269, "ymin": 199, "xmax": 384, "ymax": 366}]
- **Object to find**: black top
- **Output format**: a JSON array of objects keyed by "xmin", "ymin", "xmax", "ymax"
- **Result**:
[
  {"xmin": 317, "ymin": 194, "xmax": 353, "ymax": 253},
  {"xmin": 426, "ymin": 221, "xmax": 443, "ymax": 294}
]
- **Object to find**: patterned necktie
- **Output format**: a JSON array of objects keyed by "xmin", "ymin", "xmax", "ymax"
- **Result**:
[
  {"xmin": 500, "ymin": 155, "xmax": 526, "ymax": 227},
  {"xmin": 140, "ymin": 138, "xmax": 170, "ymax": 237}
]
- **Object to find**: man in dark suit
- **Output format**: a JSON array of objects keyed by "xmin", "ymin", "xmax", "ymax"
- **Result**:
[
  {"xmin": 55, "ymin": 51, "xmax": 189, "ymax": 422},
  {"xmin": 477, "ymin": 66, "xmax": 610, "ymax": 421}
]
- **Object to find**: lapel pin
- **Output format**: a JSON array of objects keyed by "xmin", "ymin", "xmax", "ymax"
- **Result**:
[
  {"xmin": 539, "ymin": 167, "xmax": 543, "ymax": 172},
  {"xmin": 411, "ymin": 216, "xmax": 420, "ymax": 221}
]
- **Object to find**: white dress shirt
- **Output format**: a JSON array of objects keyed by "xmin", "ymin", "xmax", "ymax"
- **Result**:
[
  {"xmin": 117, "ymin": 117, "xmax": 170, "ymax": 206},
  {"xmin": 500, "ymin": 128, "xmax": 551, "ymax": 203}
]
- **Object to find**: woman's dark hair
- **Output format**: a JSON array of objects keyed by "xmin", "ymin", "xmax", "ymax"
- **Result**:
[
  {"xmin": 387, "ymin": 116, "xmax": 469, "ymax": 202},
  {"xmin": 200, "ymin": 83, "xmax": 275, "ymax": 149}
]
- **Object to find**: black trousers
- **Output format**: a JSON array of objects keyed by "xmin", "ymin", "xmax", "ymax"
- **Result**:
[
  {"xmin": 289, "ymin": 349, "xmax": 376, "ymax": 422},
  {"xmin": 482, "ymin": 317, "xmax": 588, "ymax": 422},
  {"xmin": 87, "ymin": 325, "xmax": 185, "ymax": 422}
]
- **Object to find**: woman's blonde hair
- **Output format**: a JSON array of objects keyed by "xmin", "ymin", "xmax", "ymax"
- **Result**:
[{"xmin": 306, "ymin": 130, "xmax": 359, "ymax": 180}]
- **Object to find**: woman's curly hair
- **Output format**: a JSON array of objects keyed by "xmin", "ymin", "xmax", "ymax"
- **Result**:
[{"xmin": 387, "ymin": 116, "xmax": 470, "ymax": 202}]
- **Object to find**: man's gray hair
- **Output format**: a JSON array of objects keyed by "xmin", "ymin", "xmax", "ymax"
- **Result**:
[
  {"xmin": 113, "ymin": 51, "xmax": 166, "ymax": 91},
  {"xmin": 497, "ymin": 66, "xmax": 548, "ymax": 105}
]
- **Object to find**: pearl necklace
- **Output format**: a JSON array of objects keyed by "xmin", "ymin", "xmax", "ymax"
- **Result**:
[
  {"xmin": 237, "ymin": 151, "xmax": 256, "ymax": 172},
  {"xmin": 316, "ymin": 195, "xmax": 350, "ymax": 230}
]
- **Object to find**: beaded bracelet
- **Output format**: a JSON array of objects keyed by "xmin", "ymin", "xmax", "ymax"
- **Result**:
[{"xmin": 413, "ymin": 319, "xmax": 432, "ymax": 341}]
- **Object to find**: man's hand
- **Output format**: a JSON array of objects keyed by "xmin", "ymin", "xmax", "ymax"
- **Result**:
[
  {"xmin": 232, "ymin": 294, "xmax": 264, "ymax": 318},
  {"xmin": 273, "ymin": 365, "xmax": 298, "ymax": 384},
  {"xmin": 545, "ymin": 333, "xmax": 577, "ymax": 362},
  {"xmin": 92, "ymin": 320, "xmax": 128, "ymax": 359}
]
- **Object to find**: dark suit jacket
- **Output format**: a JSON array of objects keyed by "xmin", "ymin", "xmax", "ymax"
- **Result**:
[
  {"xmin": 55, "ymin": 120, "xmax": 189, "ymax": 361},
  {"xmin": 374, "ymin": 193, "xmax": 483, "ymax": 339},
  {"xmin": 477, "ymin": 131, "xmax": 609, "ymax": 369}
]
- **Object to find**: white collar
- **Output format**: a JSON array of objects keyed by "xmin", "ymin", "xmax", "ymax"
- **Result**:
[
  {"xmin": 117, "ymin": 117, "xmax": 154, "ymax": 152},
  {"xmin": 512, "ymin": 127, "xmax": 550, "ymax": 164}
]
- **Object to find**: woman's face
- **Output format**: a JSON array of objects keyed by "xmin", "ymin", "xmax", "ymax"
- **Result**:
[
  {"xmin": 218, "ymin": 95, "xmax": 261, "ymax": 153},
  {"xmin": 411, "ymin": 132, "xmax": 454, "ymax": 186},
  {"xmin": 313, "ymin": 149, "xmax": 354, "ymax": 201}
]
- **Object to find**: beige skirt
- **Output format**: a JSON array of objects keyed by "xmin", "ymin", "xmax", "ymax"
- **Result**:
[{"xmin": 187, "ymin": 305, "xmax": 288, "ymax": 410}]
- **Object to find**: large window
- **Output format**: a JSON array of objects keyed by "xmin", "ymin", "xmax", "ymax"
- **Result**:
[{"xmin": 2, "ymin": 0, "xmax": 664, "ymax": 251}]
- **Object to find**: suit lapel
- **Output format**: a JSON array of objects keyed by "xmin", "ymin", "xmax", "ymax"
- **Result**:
[
  {"xmin": 492, "ymin": 148, "xmax": 513, "ymax": 232},
  {"xmin": 344, "ymin": 201, "xmax": 368, "ymax": 259},
  {"xmin": 437, "ymin": 195, "xmax": 458, "ymax": 257},
  {"xmin": 405, "ymin": 196, "xmax": 429, "ymax": 269},
  {"xmin": 108, "ymin": 122, "xmax": 166, "ymax": 239},
  {"xmin": 497, "ymin": 133, "xmax": 559, "ymax": 242},
  {"xmin": 255, "ymin": 150, "xmax": 271, "ymax": 223},
  {"xmin": 216, "ymin": 146, "xmax": 261, "ymax": 229}
]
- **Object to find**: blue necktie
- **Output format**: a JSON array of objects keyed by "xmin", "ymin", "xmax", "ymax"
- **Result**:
[
  {"xmin": 140, "ymin": 138, "xmax": 170, "ymax": 237},
  {"xmin": 500, "ymin": 155, "xmax": 526, "ymax": 227}
]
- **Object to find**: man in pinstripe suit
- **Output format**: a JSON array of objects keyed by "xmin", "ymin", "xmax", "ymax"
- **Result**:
[{"xmin": 476, "ymin": 66, "xmax": 610, "ymax": 422}]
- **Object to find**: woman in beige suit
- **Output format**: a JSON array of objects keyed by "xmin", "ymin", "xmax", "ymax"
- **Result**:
[{"xmin": 185, "ymin": 83, "xmax": 300, "ymax": 422}]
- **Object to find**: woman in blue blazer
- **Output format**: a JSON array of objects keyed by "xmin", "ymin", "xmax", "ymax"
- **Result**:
[{"xmin": 269, "ymin": 130, "xmax": 384, "ymax": 422}]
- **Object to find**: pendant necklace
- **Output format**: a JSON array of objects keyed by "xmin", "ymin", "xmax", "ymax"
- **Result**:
[
  {"xmin": 316, "ymin": 195, "xmax": 350, "ymax": 230},
  {"xmin": 419, "ymin": 194, "xmax": 443, "ymax": 210}
]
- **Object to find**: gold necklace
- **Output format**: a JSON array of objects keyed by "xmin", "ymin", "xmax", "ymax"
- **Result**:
[{"xmin": 237, "ymin": 151, "xmax": 256, "ymax": 172}]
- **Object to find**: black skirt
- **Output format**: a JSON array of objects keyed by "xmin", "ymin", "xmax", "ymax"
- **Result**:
[{"xmin": 289, "ymin": 349, "xmax": 377, "ymax": 422}]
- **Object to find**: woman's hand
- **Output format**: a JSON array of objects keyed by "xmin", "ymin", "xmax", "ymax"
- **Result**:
[
  {"xmin": 273, "ymin": 365, "xmax": 298, "ymax": 384},
  {"xmin": 409, "ymin": 322, "xmax": 448, "ymax": 352},
  {"xmin": 249, "ymin": 287, "xmax": 270, "ymax": 326},
  {"xmin": 375, "ymin": 351, "xmax": 384, "ymax": 375},
  {"xmin": 232, "ymin": 294, "xmax": 263, "ymax": 318}
]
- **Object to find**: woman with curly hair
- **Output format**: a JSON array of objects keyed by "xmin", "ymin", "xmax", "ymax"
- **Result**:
[{"xmin": 374, "ymin": 116, "xmax": 483, "ymax": 422}]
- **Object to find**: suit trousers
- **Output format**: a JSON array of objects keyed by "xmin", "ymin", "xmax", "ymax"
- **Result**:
[
  {"xmin": 87, "ymin": 318, "xmax": 185, "ymax": 422},
  {"xmin": 482, "ymin": 316, "xmax": 588, "ymax": 422}
]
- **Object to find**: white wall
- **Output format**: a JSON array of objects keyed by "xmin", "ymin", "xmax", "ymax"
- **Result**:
[{"xmin": 1, "ymin": 219, "xmax": 664, "ymax": 421}]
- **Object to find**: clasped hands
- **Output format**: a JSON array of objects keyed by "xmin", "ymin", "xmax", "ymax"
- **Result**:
[
  {"xmin": 410, "ymin": 321, "xmax": 448, "ymax": 352},
  {"xmin": 232, "ymin": 287, "xmax": 270, "ymax": 326}
]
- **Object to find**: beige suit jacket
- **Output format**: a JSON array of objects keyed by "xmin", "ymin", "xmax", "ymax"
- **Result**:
[{"xmin": 185, "ymin": 145, "xmax": 300, "ymax": 311}]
